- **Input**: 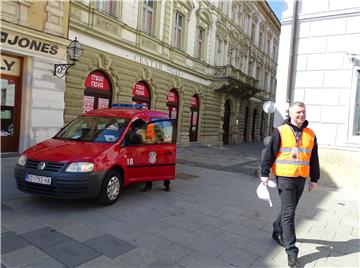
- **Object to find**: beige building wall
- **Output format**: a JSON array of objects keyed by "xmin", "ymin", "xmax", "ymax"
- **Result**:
[
  {"xmin": 1, "ymin": 0, "xmax": 70, "ymax": 152},
  {"xmin": 275, "ymin": 0, "xmax": 360, "ymax": 187},
  {"xmin": 65, "ymin": 0, "xmax": 280, "ymax": 146}
]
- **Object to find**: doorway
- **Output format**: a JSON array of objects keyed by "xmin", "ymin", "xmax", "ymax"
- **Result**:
[
  {"xmin": 223, "ymin": 100, "xmax": 231, "ymax": 144},
  {"xmin": 1, "ymin": 75, "xmax": 22, "ymax": 152}
]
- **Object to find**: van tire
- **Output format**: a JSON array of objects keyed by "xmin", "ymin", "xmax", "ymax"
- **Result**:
[{"xmin": 97, "ymin": 170, "xmax": 122, "ymax": 205}]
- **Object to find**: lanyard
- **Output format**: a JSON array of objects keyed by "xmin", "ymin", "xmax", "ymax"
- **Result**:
[{"xmin": 289, "ymin": 126, "xmax": 302, "ymax": 147}]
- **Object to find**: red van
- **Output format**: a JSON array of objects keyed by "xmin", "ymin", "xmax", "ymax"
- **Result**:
[{"xmin": 14, "ymin": 104, "xmax": 176, "ymax": 205}]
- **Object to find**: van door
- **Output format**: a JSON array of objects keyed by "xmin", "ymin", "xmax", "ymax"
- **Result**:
[{"xmin": 125, "ymin": 119, "xmax": 176, "ymax": 182}]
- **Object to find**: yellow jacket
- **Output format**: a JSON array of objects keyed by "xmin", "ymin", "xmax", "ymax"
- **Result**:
[{"xmin": 272, "ymin": 124, "xmax": 315, "ymax": 177}]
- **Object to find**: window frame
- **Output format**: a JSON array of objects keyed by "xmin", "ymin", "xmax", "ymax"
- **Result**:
[
  {"xmin": 174, "ymin": 11, "xmax": 184, "ymax": 50},
  {"xmin": 141, "ymin": 0, "xmax": 156, "ymax": 36},
  {"xmin": 96, "ymin": 0, "xmax": 116, "ymax": 17},
  {"xmin": 347, "ymin": 67, "xmax": 360, "ymax": 143},
  {"xmin": 195, "ymin": 26, "xmax": 205, "ymax": 59}
]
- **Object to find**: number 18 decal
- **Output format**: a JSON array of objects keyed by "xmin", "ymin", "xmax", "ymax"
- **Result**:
[{"xmin": 127, "ymin": 158, "xmax": 134, "ymax": 166}]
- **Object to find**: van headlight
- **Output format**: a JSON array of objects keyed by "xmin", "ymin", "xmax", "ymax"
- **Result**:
[
  {"xmin": 17, "ymin": 155, "xmax": 27, "ymax": 166},
  {"xmin": 66, "ymin": 162, "xmax": 94, "ymax": 172}
]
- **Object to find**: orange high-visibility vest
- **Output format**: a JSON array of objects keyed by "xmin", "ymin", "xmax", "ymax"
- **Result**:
[{"xmin": 272, "ymin": 124, "xmax": 315, "ymax": 177}]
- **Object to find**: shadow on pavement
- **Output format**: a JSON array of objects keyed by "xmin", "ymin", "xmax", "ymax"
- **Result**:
[{"xmin": 297, "ymin": 238, "xmax": 360, "ymax": 267}]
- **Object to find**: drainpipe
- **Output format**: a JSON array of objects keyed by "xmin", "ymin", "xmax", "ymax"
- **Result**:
[{"xmin": 285, "ymin": 0, "xmax": 300, "ymax": 116}]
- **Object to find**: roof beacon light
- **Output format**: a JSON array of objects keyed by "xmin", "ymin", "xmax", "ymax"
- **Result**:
[{"xmin": 112, "ymin": 103, "xmax": 145, "ymax": 109}]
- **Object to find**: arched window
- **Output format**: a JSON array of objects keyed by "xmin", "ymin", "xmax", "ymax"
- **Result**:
[
  {"xmin": 189, "ymin": 95, "xmax": 200, "ymax": 142},
  {"xmin": 83, "ymin": 70, "xmax": 112, "ymax": 113},
  {"xmin": 132, "ymin": 81, "xmax": 151, "ymax": 109},
  {"xmin": 167, "ymin": 89, "xmax": 179, "ymax": 141}
]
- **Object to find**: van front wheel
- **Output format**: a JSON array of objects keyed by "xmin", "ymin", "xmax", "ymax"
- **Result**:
[{"xmin": 97, "ymin": 170, "xmax": 122, "ymax": 205}]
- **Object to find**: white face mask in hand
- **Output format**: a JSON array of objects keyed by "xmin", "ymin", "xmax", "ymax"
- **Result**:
[{"xmin": 256, "ymin": 180, "xmax": 276, "ymax": 207}]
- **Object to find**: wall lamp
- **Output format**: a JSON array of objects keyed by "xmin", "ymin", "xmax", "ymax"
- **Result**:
[{"xmin": 54, "ymin": 37, "xmax": 83, "ymax": 78}]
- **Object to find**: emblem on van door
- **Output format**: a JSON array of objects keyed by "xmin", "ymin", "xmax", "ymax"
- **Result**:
[
  {"xmin": 148, "ymin": 152, "xmax": 157, "ymax": 164},
  {"xmin": 38, "ymin": 162, "xmax": 46, "ymax": 170}
]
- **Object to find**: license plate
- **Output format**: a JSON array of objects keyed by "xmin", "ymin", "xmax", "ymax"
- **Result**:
[{"xmin": 25, "ymin": 174, "xmax": 51, "ymax": 185}]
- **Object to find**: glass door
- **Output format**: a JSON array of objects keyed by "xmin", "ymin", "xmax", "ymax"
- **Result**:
[{"xmin": 1, "ymin": 76, "xmax": 21, "ymax": 152}]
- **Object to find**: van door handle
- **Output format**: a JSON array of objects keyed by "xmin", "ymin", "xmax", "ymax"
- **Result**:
[{"xmin": 164, "ymin": 151, "xmax": 173, "ymax": 155}]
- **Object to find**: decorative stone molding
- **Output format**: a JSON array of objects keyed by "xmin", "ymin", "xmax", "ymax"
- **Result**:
[
  {"xmin": 44, "ymin": 0, "xmax": 65, "ymax": 36},
  {"xmin": 96, "ymin": 54, "xmax": 112, "ymax": 70},
  {"xmin": 1, "ymin": 0, "xmax": 32, "ymax": 26}
]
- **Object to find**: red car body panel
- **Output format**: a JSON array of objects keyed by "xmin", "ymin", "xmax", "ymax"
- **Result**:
[{"xmin": 20, "ymin": 107, "xmax": 176, "ymax": 190}]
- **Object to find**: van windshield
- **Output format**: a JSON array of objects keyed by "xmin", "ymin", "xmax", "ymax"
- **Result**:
[{"xmin": 55, "ymin": 116, "xmax": 129, "ymax": 143}]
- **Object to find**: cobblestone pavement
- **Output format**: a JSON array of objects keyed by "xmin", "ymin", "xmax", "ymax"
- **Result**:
[{"xmin": 1, "ymin": 143, "xmax": 359, "ymax": 268}]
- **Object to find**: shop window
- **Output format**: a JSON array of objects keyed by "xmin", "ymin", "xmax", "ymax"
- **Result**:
[
  {"xmin": 83, "ymin": 70, "xmax": 112, "ymax": 113},
  {"xmin": 132, "ymin": 81, "xmax": 151, "ymax": 109},
  {"xmin": 166, "ymin": 89, "xmax": 179, "ymax": 141},
  {"xmin": 189, "ymin": 95, "xmax": 199, "ymax": 142},
  {"xmin": 96, "ymin": 0, "xmax": 116, "ymax": 16}
]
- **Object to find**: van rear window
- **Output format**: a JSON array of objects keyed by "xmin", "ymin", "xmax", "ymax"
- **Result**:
[{"xmin": 55, "ymin": 116, "xmax": 129, "ymax": 143}]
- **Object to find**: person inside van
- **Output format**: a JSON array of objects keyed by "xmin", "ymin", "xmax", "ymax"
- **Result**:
[
  {"xmin": 125, "ymin": 119, "xmax": 145, "ymax": 146},
  {"xmin": 142, "ymin": 122, "xmax": 170, "ymax": 192}
]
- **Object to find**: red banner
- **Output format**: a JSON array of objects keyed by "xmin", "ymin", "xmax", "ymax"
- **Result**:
[
  {"xmin": 132, "ymin": 82, "xmax": 150, "ymax": 98},
  {"xmin": 85, "ymin": 71, "xmax": 111, "ymax": 91}
]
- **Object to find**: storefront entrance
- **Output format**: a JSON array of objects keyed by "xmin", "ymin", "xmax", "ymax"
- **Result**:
[
  {"xmin": 1, "ymin": 55, "xmax": 22, "ymax": 152},
  {"xmin": 223, "ymin": 100, "xmax": 231, "ymax": 144},
  {"xmin": 189, "ymin": 95, "xmax": 199, "ymax": 142},
  {"xmin": 83, "ymin": 70, "xmax": 112, "ymax": 113},
  {"xmin": 132, "ymin": 81, "xmax": 151, "ymax": 109},
  {"xmin": 166, "ymin": 89, "xmax": 179, "ymax": 141}
]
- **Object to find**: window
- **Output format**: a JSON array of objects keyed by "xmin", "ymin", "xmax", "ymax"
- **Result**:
[
  {"xmin": 196, "ymin": 27, "xmax": 205, "ymax": 59},
  {"xmin": 142, "ymin": 0, "xmax": 155, "ymax": 35},
  {"xmin": 215, "ymin": 37, "xmax": 224, "ymax": 66},
  {"xmin": 174, "ymin": 12, "xmax": 183, "ymax": 49},
  {"xmin": 259, "ymin": 30, "xmax": 263, "ymax": 50},
  {"xmin": 96, "ymin": 0, "xmax": 116, "ymax": 16},
  {"xmin": 354, "ymin": 71, "xmax": 360, "ymax": 135},
  {"xmin": 272, "ymin": 42, "xmax": 278, "ymax": 60}
]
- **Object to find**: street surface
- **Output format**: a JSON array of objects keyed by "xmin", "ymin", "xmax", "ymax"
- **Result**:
[{"xmin": 1, "ymin": 143, "xmax": 359, "ymax": 267}]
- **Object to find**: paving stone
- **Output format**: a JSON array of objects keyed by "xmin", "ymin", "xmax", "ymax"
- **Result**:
[
  {"xmin": 218, "ymin": 246, "xmax": 260, "ymax": 267},
  {"xmin": 43, "ymin": 240, "xmax": 101, "ymax": 267},
  {"xmin": 156, "ymin": 242, "xmax": 194, "ymax": 262},
  {"xmin": 185, "ymin": 237, "xmax": 230, "ymax": 258},
  {"xmin": 83, "ymin": 233, "xmax": 136, "ymax": 259},
  {"xmin": 144, "ymin": 258, "xmax": 180, "ymax": 268},
  {"xmin": 177, "ymin": 252, "xmax": 233, "ymax": 268},
  {"xmin": 75, "ymin": 255, "xmax": 120, "ymax": 268},
  {"xmin": 214, "ymin": 231, "xmax": 252, "ymax": 250},
  {"xmin": 155, "ymin": 227, "xmax": 196, "ymax": 245},
  {"xmin": 18, "ymin": 256, "xmax": 65, "ymax": 268},
  {"xmin": 191, "ymin": 225, "xmax": 225, "ymax": 240},
  {"xmin": 115, "ymin": 248, "xmax": 157, "ymax": 267},
  {"xmin": 1, "ymin": 231, "xmax": 31, "ymax": 254},
  {"xmin": 1, "ymin": 246, "xmax": 47, "ymax": 268},
  {"xmin": 160, "ymin": 215, "xmax": 204, "ymax": 232},
  {"xmin": 21, "ymin": 227, "xmax": 72, "ymax": 249},
  {"xmin": 131, "ymin": 233, "xmax": 172, "ymax": 252}
]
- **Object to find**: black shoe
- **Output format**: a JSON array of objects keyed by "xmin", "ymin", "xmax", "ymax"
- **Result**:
[
  {"xmin": 272, "ymin": 233, "xmax": 286, "ymax": 247},
  {"xmin": 141, "ymin": 182, "xmax": 152, "ymax": 192},
  {"xmin": 163, "ymin": 185, "xmax": 170, "ymax": 191},
  {"xmin": 287, "ymin": 255, "xmax": 298, "ymax": 267}
]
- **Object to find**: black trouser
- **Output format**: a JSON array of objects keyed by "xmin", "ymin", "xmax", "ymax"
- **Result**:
[
  {"xmin": 145, "ymin": 180, "xmax": 170, "ymax": 187},
  {"xmin": 273, "ymin": 176, "xmax": 306, "ymax": 256}
]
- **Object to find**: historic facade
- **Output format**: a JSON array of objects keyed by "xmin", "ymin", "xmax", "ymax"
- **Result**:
[
  {"xmin": 275, "ymin": 0, "xmax": 360, "ymax": 186},
  {"xmin": 1, "ymin": 1, "xmax": 70, "ymax": 153},
  {"xmin": 67, "ymin": 0, "xmax": 280, "ymax": 146}
]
